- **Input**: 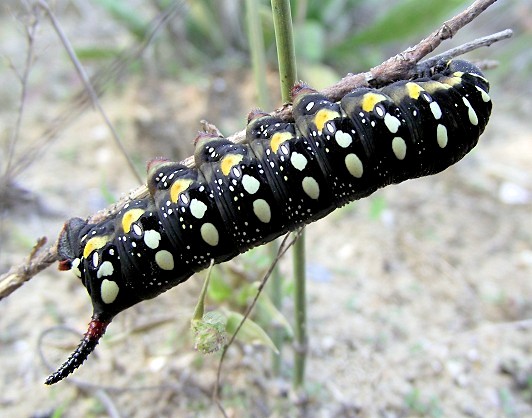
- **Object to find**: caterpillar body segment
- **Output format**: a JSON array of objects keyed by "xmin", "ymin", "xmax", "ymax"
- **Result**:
[{"xmin": 48, "ymin": 60, "xmax": 492, "ymax": 384}]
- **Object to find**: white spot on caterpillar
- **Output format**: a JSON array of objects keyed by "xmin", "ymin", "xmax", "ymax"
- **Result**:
[
  {"xmin": 462, "ymin": 97, "xmax": 478, "ymax": 125},
  {"xmin": 306, "ymin": 101, "xmax": 315, "ymax": 111},
  {"xmin": 430, "ymin": 101, "xmax": 442, "ymax": 120},
  {"xmin": 71, "ymin": 258, "xmax": 82, "ymax": 278},
  {"xmin": 334, "ymin": 130, "xmax": 352, "ymax": 148},
  {"xmin": 97, "ymin": 261, "xmax": 114, "ymax": 278},
  {"xmin": 290, "ymin": 152, "xmax": 308, "ymax": 171},
  {"xmin": 155, "ymin": 250, "xmax": 174, "ymax": 270},
  {"xmin": 436, "ymin": 124, "xmax": 448, "ymax": 148},
  {"xmin": 374, "ymin": 104, "xmax": 385, "ymax": 118},
  {"xmin": 92, "ymin": 252, "xmax": 99, "ymax": 267},
  {"xmin": 132, "ymin": 224, "xmax": 142, "ymax": 236},
  {"xmin": 190, "ymin": 199, "xmax": 208, "ymax": 219},
  {"xmin": 345, "ymin": 154, "xmax": 363, "ymax": 178},
  {"xmin": 302, "ymin": 177, "xmax": 320, "ymax": 199},
  {"xmin": 242, "ymin": 174, "xmax": 260, "ymax": 194},
  {"xmin": 144, "ymin": 230, "xmax": 161, "ymax": 249},
  {"xmin": 384, "ymin": 114, "xmax": 401, "ymax": 133},
  {"xmin": 101, "ymin": 279, "xmax": 119, "ymax": 304},
  {"xmin": 253, "ymin": 199, "xmax": 271, "ymax": 223},
  {"xmin": 392, "ymin": 137, "xmax": 407, "ymax": 160},
  {"xmin": 201, "ymin": 223, "xmax": 219, "ymax": 246}
]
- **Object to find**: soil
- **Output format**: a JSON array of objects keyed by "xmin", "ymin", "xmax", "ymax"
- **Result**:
[{"xmin": 0, "ymin": 2, "xmax": 531, "ymax": 418}]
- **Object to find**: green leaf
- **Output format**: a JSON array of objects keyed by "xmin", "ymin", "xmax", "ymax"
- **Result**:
[
  {"xmin": 94, "ymin": 0, "xmax": 149, "ymax": 39},
  {"xmin": 226, "ymin": 311, "xmax": 279, "ymax": 354},
  {"xmin": 256, "ymin": 289, "xmax": 294, "ymax": 338},
  {"xmin": 74, "ymin": 47, "xmax": 121, "ymax": 61},
  {"xmin": 206, "ymin": 268, "xmax": 233, "ymax": 303}
]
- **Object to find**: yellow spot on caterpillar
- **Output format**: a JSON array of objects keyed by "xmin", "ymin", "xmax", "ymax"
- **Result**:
[
  {"xmin": 270, "ymin": 131, "xmax": 292, "ymax": 153},
  {"xmin": 405, "ymin": 82, "xmax": 425, "ymax": 100},
  {"xmin": 170, "ymin": 179, "xmax": 193, "ymax": 203},
  {"xmin": 441, "ymin": 75, "xmax": 462, "ymax": 87},
  {"xmin": 220, "ymin": 154, "xmax": 244, "ymax": 176},
  {"xmin": 422, "ymin": 81, "xmax": 451, "ymax": 94},
  {"xmin": 83, "ymin": 235, "xmax": 110, "ymax": 258},
  {"xmin": 361, "ymin": 93, "xmax": 386, "ymax": 112},
  {"xmin": 314, "ymin": 108, "xmax": 340, "ymax": 132},
  {"xmin": 121, "ymin": 208, "xmax": 144, "ymax": 233}
]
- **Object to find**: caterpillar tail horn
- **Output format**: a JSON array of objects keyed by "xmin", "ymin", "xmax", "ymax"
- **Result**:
[{"xmin": 45, "ymin": 314, "xmax": 111, "ymax": 385}]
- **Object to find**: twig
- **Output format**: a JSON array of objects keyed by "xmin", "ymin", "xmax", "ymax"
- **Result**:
[
  {"xmin": 37, "ymin": 0, "xmax": 143, "ymax": 184},
  {"xmin": 9, "ymin": 0, "xmax": 187, "ymax": 180},
  {"xmin": 418, "ymin": 29, "xmax": 513, "ymax": 70},
  {"xmin": 2, "ymin": 4, "xmax": 38, "ymax": 177},
  {"xmin": 213, "ymin": 231, "xmax": 301, "ymax": 416},
  {"xmin": 0, "ymin": 0, "xmax": 511, "ymax": 301}
]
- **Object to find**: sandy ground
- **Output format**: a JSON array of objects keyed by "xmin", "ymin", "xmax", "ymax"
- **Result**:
[{"xmin": 1, "ymin": 2, "xmax": 531, "ymax": 417}]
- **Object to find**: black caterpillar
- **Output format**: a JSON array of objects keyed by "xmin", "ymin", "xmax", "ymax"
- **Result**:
[{"xmin": 48, "ymin": 59, "xmax": 492, "ymax": 384}]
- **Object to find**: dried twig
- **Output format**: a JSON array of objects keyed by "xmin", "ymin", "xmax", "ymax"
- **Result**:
[
  {"xmin": 213, "ymin": 230, "xmax": 301, "ymax": 417},
  {"xmin": 0, "ymin": 0, "xmax": 511, "ymax": 301},
  {"xmin": 38, "ymin": 0, "xmax": 143, "ymax": 183}
]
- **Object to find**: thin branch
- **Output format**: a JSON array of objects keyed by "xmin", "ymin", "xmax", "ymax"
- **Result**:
[
  {"xmin": 0, "ymin": 0, "xmax": 511, "ymax": 301},
  {"xmin": 418, "ymin": 29, "xmax": 513, "ymax": 71},
  {"xmin": 9, "ymin": 0, "xmax": 186, "ymax": 180},
  {"xmin": 3, "ymin": 6, "xmax": 39, "ymax": 177},
  {"xmin": 213, "ymin": 231, "xmax": 301, "ymax": 416},
  {"xmin": 38, "ymin": 0, "xmax": 143, "ymax": 183}
]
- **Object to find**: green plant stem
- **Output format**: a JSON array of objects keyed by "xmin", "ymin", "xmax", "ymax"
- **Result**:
[
  {"xmin": 292, "ymin": 230, "xmax": 306, "ymax": 390},
  {"xmin": 246, "ymin": 0, "xmax": 283, "ymax": 376},
  {"xmin": 271, "ymin": 0, "xmax": 297, "ymax": 103},
  {"xmin": 270, "ymin": 0, "xmax": 307, "ymax": 392}
]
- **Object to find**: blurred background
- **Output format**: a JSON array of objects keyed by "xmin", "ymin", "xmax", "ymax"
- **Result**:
[{"xmin": 0, "ymin": 0, "xmax": 531, "ymax": 417}]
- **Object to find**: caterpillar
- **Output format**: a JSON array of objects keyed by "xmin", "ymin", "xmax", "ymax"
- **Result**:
[{"xmin": 47, "ymin": 59, "xmax": 492, "ymax": 384}]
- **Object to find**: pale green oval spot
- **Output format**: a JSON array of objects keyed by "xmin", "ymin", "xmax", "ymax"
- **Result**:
[
  {"xmin": 345, "ymin": 153, "xmax": 363, "ymax": 178},
  {"xmin": 253, "ymin": 199, "xmax": 271, "ymax": 223},
  {"xmin": 302, "ymin": 177, "xmax": 320, "ymax": 200},
  {"xmin": 101, "ymin": 279, "xmax": 119, "ymax": 304},
  {"xmin": 392, "ymin": 137, "xmax": 407, "ymax": 160},
  {"xmin": 155, "ymin": 250, "xmax": 175, "ymax": 270},
  {"xmin": 200, "ymin": 223, "xmax": 219, "ymax": 246},
  {"xmin": 436, "ymin": 124, "xmax": 448, "ymax": 148}
]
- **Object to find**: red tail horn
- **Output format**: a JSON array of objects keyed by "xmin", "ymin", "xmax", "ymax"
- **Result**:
[{"xmin": 45, "ymin": 315, "xmax": 111, "ymax": 385}]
